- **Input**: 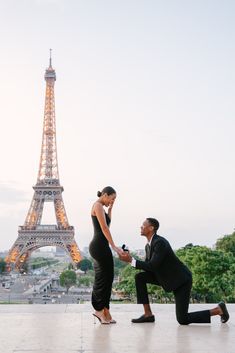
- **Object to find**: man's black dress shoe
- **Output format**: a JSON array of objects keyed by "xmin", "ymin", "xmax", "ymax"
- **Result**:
[
  {"xmin": 218, "ymin": 301, "xmax": 229, "ymax": 323},
  {"xmin": 132, "ymin": 314, "xmax": 155, "ymax": 323}
]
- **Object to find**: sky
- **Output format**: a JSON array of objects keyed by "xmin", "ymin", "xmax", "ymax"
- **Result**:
[{"xmin": 0, "ymin": 0, "xmax": 235, "ymax": 254}]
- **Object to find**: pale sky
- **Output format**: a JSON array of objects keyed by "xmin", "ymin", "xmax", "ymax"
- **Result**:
[{"xmin": 0, "ymin": 0, "xmax": 235, "ymax": 253}]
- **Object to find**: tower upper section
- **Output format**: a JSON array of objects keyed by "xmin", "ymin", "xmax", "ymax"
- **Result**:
[
  {"xmin": 37, "ymin": 50, "xmax": 59, "ymax": 185},
  {"xmin": 44, "ymin": 49, "xmax": 56, "ymax": 81}
]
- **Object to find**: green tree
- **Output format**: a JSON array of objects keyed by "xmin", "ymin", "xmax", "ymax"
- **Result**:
[
  {"xmin": 115, "ymin": 265, "xmax": 138, "ymax": 300},
  {"xmin": 176, "ymin": 245, "xmax": 235, "ymax": 303},
  {"xmin": 215, "ymin": 232, "xmax": 235, "ymax": 256},
  {"xmin": 147, "ymin": 284, "xmax": 174, "ymax": 303},
  {"xmin": 78, "ymin": 258, "xmax": 93, "ymax": 273},
  {"xmin": 78, "ymin": 275, "xmax": 94, "ymax": 287},
  {"xmin": 0, "ymin": 258, "xmax": 6, "ymax": 273},
  {"xmin": 29, "ymin": 257, "xmax": 59, "ymax": 270},
  {"xmin": 68, "ymin": 263, "xmax": 74, "ymax": 270},
  {"xmin": 60, "ymin": 270, "xmax": 77, "ymax": 293},
  {"xmin": 113, "ymin": 256, "xmax": 128, "ymax": 276}
]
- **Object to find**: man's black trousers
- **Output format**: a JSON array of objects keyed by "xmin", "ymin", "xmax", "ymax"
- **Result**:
[{"xmin": 135, "ymin": 271, "xmax": 211, "ymax": 325}]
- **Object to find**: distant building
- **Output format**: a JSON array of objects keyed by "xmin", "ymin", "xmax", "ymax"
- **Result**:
[
  {"xmin": 134, "ymin": 249, "xmax": 145, "ymax": 259},
  {"xmin": 0, "ymin": 251, "xmax": 8, "ymax": 259},
  {"xmin": 31, "ymin": 249, "xmax": 55, "ymax": 259},
  {"xmin": 56, "ymin": 247, "xmax": 66, "ymax": 255}
]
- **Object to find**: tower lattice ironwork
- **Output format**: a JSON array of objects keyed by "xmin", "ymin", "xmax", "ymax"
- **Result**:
[{"xmin": 6, "ymin": 52, "xmax": 82, "ymax": 271}]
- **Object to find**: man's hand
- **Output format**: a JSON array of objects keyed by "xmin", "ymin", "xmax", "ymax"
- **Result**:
[{"xmin": 119, "ymin": 251, "xmax": 132, "ymax": 263}]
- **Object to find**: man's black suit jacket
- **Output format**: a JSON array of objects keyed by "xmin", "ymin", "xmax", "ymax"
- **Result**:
[{"xmin": 135, "ymin": 234, "xmax": 192, "ymax": 292}]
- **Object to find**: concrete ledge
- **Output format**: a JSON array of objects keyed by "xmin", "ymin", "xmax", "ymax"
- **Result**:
[{"xmin": 0, "ymin": 304, "xmax": 234, "ymax": 353}]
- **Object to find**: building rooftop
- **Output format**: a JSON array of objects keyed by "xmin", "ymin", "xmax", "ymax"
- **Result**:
[{"xmin": 0, "ymin": 303, "xmax": 234, "ymax": 353}]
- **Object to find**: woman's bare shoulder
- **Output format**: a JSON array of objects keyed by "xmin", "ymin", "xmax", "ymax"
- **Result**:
[{"xmin": 91, "ymin": 201, "xmax": 103, "ymax": 216}]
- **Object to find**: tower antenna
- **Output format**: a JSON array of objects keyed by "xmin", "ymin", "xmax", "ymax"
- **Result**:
[{"xmin": 49, "ymin": 48, "xmax": 52, "ymax": 67}]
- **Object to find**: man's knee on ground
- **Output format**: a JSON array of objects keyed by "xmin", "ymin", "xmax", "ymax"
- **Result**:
[{"xmin": 176, "ymin": 314, "xmax": 189, "ymax": 325}]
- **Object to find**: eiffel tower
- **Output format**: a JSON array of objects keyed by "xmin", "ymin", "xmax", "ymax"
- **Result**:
[{"xmin": 6, "ymin": 51, "xmax": 82, "ymax": 271}]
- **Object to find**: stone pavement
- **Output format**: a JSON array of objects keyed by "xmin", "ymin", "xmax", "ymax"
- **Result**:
[{"xmin": 0, "ymin": 304, "xmax": 234, "ymax": 353}]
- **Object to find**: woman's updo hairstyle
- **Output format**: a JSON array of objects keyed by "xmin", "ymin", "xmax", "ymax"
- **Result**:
[{"xmin": 97, "ymin": 186, "xmax": 116, "ymax": 197}]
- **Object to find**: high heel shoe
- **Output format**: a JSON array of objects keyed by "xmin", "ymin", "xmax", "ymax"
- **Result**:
[
  {"xmin": 92, "ymin": 313, "xmax": 110, "ymax": 324},
  {"xmin": 103, "ymin": 308, "xmax": 116, "ymax": 323},
  {"xmin": 109, "ymin": 319, "xmax": 117, "ymax": 324}
]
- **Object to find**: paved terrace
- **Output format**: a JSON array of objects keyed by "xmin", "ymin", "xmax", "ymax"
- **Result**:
[{"xmin": 0, "ymin": 304, "xmax": 234, "ymax": 353}]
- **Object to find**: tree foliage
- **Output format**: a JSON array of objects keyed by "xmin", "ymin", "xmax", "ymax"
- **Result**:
[
  {"xmin": 78, "ymin": 274, "xmax": 94, "ymax": 287},
  {"xmin": 176, "ymin": 245, "xmax": 235, "ymax": 302},
  {"xmin": 60, "ymin": 270, "xmax": 77, "ymax": 293},
  {"xmin": 215, "ymin": 231, "xmax": 235, "ymax": 256},
  {"xmin": 0, "ymin": 258, "xmax": 6, "ymax": 273},
  {"xmin": 29, "ymin": 257, "xmax": 59, "ymax": 270},
  {"xmin": 78, "ymin": 258, "xmax": 93, "ymax": 273},
  {"xmin": 115, "ymin": 264, "xmax": 138, "ymax": 299},
  {"xmin": 113, "ymin": 256, "xmax": 128, "ymax": 276}
]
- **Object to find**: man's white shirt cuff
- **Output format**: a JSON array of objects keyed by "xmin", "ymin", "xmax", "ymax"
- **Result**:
[{"xmin": 131, "ymin": 258, "xmax": 136, "ymax": 267}]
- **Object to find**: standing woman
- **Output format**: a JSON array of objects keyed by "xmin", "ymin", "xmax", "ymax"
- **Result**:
[{"xmin": 89, "ymin": 186, "xmax": 122, "ymax": 324}]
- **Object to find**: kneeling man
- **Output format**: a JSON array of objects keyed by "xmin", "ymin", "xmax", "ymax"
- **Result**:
[{"xmin": 119, "ymin": 218, "xmax": 229, "ymax": 325}]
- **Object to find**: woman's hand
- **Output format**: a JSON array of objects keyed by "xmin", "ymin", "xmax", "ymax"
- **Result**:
[
  {"xmin": 108, "ymin": 199, "xmax": 115, "ymax": 211},
  {"xmin": 112, "ymin": 245, "xmax": 124, "ymax": 256},
  {"xmin": 119, "ymin": 251, "xmax": 132, "ymax": 263},
  {"xmin": 108, "ymin": 200, "xmax": 115, "ymax": 219}
]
